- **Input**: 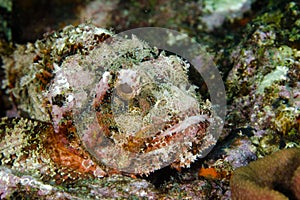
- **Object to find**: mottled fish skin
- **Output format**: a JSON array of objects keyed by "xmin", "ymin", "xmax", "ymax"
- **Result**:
[{"xmin": 2, "ymin": 23, "xmax": 216, "ymax": 176}]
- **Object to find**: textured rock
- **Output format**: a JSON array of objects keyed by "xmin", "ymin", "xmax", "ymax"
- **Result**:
[
  {"xmin": 225, "ymin": 1, "xmax": 300, "ymax": 157},
  {"xmin": 231, "ymin": 148, "xmax": 300, "ymax": 200}
]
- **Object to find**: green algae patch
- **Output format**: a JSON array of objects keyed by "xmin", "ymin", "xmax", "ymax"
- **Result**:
[{"xmin": 256, "ymin": 66, "xmax": 288, "ymax": 94}]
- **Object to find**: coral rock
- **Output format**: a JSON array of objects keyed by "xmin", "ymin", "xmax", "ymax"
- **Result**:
[{"xmin": 230, "ymin": 148, "xmax": 300, "ymax": 200}]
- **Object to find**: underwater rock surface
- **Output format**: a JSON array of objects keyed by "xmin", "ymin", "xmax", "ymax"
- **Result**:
[
  {"xmin": 225, "ymin": 1, "xmax": 300, "ymax": 156},
  {"xmin": 231, "ymin": 148, "xmax": 300, "ymax": 200}
]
